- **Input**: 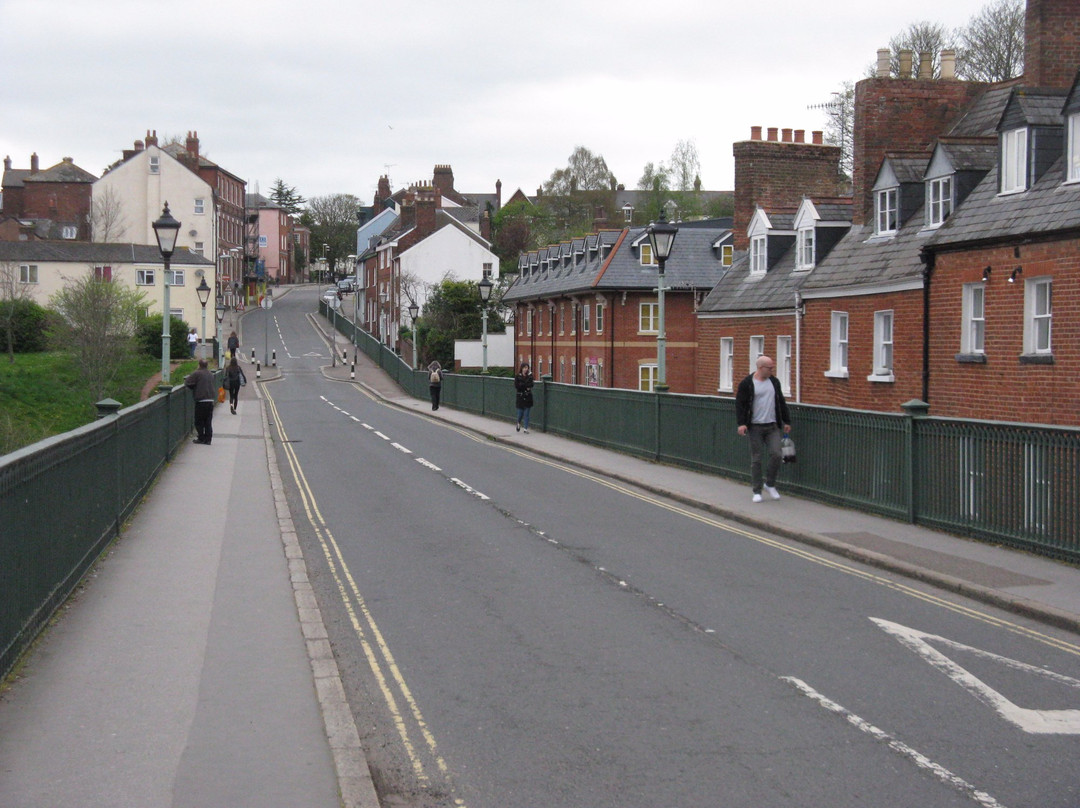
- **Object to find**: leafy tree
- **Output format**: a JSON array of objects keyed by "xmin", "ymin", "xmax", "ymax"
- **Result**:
[
  {"xmin": 540, "ymin": 147, "xmax": 617, "ymax": 237},
  {"xmin": 491, "ymin": 199, "xmax": 555, "ymax": 275},
  {"xmin": 269, "ymin": 178, "xmax": 307, "ymax": 215},
  {"xmin": 135, "ymin": 313, "xmax": 192, "ymax": 361},
  {"xmin": 956, "ymin": 0, "xmax": 1024, "ymax": 81},
  {"xmin": 417, "ymin": 278, "xmax": 505, "ymax": 369},
  {"xmin": 48, "ymin": 273, "xmax": 148, "ymax": 399},
  {"xmin": 300, "ymin": 194, "xmax": 363, "ymax": 276},
  {"xmin": 0, "ymin": 260, "xmax": 41, "ymax": 361}
]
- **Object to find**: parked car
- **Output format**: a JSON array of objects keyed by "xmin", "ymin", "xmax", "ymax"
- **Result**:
[{"xmin": 336, "ymin": 279, "xmax": 356, "ymax": 294}]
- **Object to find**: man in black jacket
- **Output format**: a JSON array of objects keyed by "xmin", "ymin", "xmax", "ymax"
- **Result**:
[
  {"xmin": 185, "ymin": 359, "xmax": 217, "ymax": 445},
  {"xmin": 735, "ymin": 355, "xmax": 791, "ymax": 502}
]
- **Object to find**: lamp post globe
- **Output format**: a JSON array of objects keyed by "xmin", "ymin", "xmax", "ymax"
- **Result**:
[
  {"xmin": 152, "ymin": 203, "xmax": 181, "ymax": 388},
  {"xmin": 646, "ymin": 210, "xmax": 678, "ymax": 392},
  {"xmin": 408, "ymin": 301, "xmax": 420, "ymax": 370}
]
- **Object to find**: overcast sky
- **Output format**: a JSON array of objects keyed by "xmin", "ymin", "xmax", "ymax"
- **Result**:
[{"xmin": 2, "ymin": 0, "xmax": 996, "ymax": 207}]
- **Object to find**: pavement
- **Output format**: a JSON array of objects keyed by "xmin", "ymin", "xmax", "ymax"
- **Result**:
[{"xmin": 2, "ymin": 300, "xmax": 1080, "ymax": 808}]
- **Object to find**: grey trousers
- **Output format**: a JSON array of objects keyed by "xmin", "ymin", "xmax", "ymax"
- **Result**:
[{"xmin": 747, "ymin": 422, "xmax": 782, "ymax": 493}]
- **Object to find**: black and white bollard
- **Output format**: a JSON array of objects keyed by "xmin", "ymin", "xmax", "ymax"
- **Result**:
[
  {"xmin": 250, "ymin": 348, "xmax": 255, "ymax": 364},
  {"xmin": 256, "ymin": 361, "xmax": 261, "ymax": 379},
  {"xmin": 350, "ymin": 361, "xmax": 355, "ymax": 381},
  {"xmin": 272, "ymin": 349, "xmax": 277, "ymax": 366}
]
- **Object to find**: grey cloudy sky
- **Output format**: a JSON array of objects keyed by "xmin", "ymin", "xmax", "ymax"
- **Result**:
[{"xmin": 2, "ymin": 0, "xmax": 994, "ymax": 206}]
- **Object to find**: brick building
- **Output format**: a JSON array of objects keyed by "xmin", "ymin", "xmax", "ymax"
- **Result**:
[{"xmin": 1, "ymin": 154, "xmax": 96, "ymax": 241}]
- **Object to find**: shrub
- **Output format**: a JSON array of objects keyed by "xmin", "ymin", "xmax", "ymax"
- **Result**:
[{"xmin": 136, "ymin": 314, "xmax": 192, "ymax": 360}]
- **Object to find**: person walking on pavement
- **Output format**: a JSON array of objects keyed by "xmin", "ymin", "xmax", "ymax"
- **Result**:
[
  {"xmin": 185, "ymin": 358, "xmax": 217, "ymax": 445},
  {"xmin": 428, "ymin": 361, "xmax": 442, "ymax": 410},
  {"xmin": 227, "ymin": 330, "xmax": 240, "ymax": 360},
  {"xmin": 187, "ymin": 328, "xmax": 198, "ymax": 358},
  {"xmin": 735, "ymin": 355, "xmax": 791, "ymax": 502},
  {"xmin": 514, "ymin": 361, "xmax": 534, "ymax": 433},
  {"xmin": 223, "ymin": 355, "xmax": 246, "ymax": 414}
]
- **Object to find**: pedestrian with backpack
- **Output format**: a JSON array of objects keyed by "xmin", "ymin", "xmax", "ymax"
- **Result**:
[{"xmin": 428, "ymin": 361, "xmax": 442, "ymax": 410}]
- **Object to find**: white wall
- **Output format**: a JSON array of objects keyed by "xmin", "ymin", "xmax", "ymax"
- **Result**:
[
  {"xmin": 399, "ymin": 225, "xmax": 499, "ymax": 314},
  {"xmin": 454, "ymin": 332, "xmax": 514, "ymax": 369}
]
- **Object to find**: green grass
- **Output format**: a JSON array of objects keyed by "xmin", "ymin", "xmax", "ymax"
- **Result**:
[{"xmin": 0, "ymin": 352, "xmax": 175, "ymax": 455}]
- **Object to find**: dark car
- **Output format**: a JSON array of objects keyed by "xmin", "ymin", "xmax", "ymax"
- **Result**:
[{"xmin": 336, "ymin": 279, "xmax": 356, "ymax": 294}]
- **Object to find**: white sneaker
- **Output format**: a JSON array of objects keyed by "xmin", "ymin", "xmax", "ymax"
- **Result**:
[
  {"xmin": 764, "ymin": 486, "xmax": 780, "ymax": 500},
  {"xmin": 752, "ymin": 493, "xmax": 763, "ymax": 503},
  {"xmin": 523, "ymin": 428, "xmax": 529, "ymax": 434}
]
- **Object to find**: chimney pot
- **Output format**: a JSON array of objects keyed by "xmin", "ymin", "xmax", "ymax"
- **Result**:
[
  {"xmin": 750, "ymin": 125, "xmax": 762, "ymax": 140},
  {"xmin": 940, "ymin": 49, "xmax": 956, "ymax": 80},
  {"xmin": 918, "ymin": 51, "xmax": 933, "ymax": 79},
  {"xmin": 30, "ymin": 153, "xmax": 39, "ymax": 173},
  {"xmin": 782, "ymin": 128, "xmax": 793, "ymax": 143},
  {"xmin": 876, "ymin": 48, "xmax": 891, "ymax": 78},
  {"xmin": 767, "ymin": 127, "xmax": 779, "ymax": 141},
  {"xmin": 794, "ymin": 129, "xmax": 805, "ymax": 143},
  {"xmin": 899, "ymin": 49, "xmax": 913, "ymax": 78},
  {"xmin": 812, "ymin": 130, "xmax": 823, "ymax": 145}
]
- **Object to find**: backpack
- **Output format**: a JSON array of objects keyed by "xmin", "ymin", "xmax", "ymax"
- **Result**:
[{"xmin": 429, "ymin": 369, "xmax": 441, "ymax": 384}]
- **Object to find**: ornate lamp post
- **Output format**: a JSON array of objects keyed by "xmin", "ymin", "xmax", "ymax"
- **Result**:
[
  {"xmin": 478, "ymin": 270, "xmax": 493, "ymax": 374},
  {"xmin": 215, "ymin": 300, "xmax": 227, "ymax": 365},
  {"xmin": 152, "ymin": 203, "xmax": 181, "ymax": 387},
  {"xmin": 196, "ymin": 276, "xmax": 211, "ymax": 359},
  {"xmin": 408, "ymin": 301, "xmax": 419, "ymax": 370},
  {"xmin": 647, "ymin": 210, "xmax": 678, "ymax": 392}
]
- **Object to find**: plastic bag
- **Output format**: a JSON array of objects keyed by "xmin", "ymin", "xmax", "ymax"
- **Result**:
[
  {"xmin": 781, "ymin": 435, "xmax": 796, "ymax": 463},
  {"xmin": 217, "ymin": 386, "xmax": 227, "ymax": 403}
]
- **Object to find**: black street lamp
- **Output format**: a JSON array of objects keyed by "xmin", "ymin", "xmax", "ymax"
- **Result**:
[
  {"xmin": 215, "ymin": 300, "xmax": 227, "ymax": 365},
  {"xmin": 647, "ymin": 210, "xmax": 678, "ymax": 392},
  {"xmin": 152, "ymin": 203, "xmax": 181, "ymax": 387},
  {"xmin": 196, "ymin": 276, "xmax": 211, "ymax": 359},
  {"xmin": 478, "ymin": 270, "xmax": 493, "ymax": 374}
]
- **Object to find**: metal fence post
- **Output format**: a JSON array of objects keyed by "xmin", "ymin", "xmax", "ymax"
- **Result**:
[{"xmin": 901, "ymin": 399, "xmax": 930, "ymax": 524}]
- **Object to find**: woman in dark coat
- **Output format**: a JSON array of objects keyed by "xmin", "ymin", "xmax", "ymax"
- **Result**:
[
  {"xmin": 223, "ymin": 356, "xmax": 246, "ymax": 414},
  {"xmin": 514, "ymin": 362, "xmax": 534, "ymax": 433}
]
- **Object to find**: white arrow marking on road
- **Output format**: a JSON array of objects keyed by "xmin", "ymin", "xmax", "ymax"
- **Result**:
[{"xmin": 872, "ymin": 617, "xmax": 1080, "ymax": 735}]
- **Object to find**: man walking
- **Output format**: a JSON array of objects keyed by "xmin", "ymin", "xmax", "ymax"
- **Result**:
[
  {"xmin": 735, "ymin": 355, "xmax": 791, "ymax": 502},
  {"xmin": 184, "ymin": 358, "xmax": 217, "ymax": 445}
]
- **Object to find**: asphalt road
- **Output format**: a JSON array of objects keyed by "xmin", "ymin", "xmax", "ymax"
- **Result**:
[{"xmin": 263, "ymin": 287, "xmax": 1080, "ymax": 808}]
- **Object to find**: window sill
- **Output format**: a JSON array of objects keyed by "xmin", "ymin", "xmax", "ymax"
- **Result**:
[
  {"xmin": 955, "ymin": 353, "xmax": 987, "ymax": 364},
  {"xmin": 1019, "ymin": 353, "xmax": 1054, "ymax": 365},
  {"xmin": 717, "ymin": 386, "xmax": 733, "ymax": 394},
  {"xmin": 823, "ymin": 370, "xmax": 848, "ymax": 379},
  {"xmin": 867, "ymin": 373, "xmax": 895, "ymax": 383}
]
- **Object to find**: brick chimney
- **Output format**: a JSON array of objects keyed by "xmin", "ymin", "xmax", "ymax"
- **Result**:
[
  {"xmin": 415, "ymin": 188, "xmax": 437, "ymax": 235},
  {"xmin": 496, "ymin": 179, "xmax": 502, "ymax": 210},
  {"xmin": 432, "ymin": 164, "xmax": 455, "ymax": 197},
  {"xmin": 851, "ymin": 56, "xmax": 985, "ymax": 226},
  {"xmin": 186, "ymin": 131, "xmax": 200, "ymax": 158},
  {"xmin": 1025, "ymin": 0, "xmax": 1080, "ymax": 89},
  {"xmin": 399, "ymin": 193, "xmax": 417, "ymax": 231},
  {"xmin": 145, "ymin": 129, "xmax": 158, "ymax": 147},
  {"xmin": 30, "ymin": 153, "xmax": 39, "ymax": 173},
  {"xmin": 3, "ymin": 156, "xmax": 10, "ymax": 171},
  {"xmin": 732, "ymin": 126, "xmax": 843, "ymax": 249},
  {"xmin": 374, "ymin": 175, "xmax": 392, "ymax": 210}
]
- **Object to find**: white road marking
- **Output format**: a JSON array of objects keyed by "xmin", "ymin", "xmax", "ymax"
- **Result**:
[
  {"xmin": 392, "ymin": 443, "xmax": 413, "ymax": 454},
  {"xmin": 362, "ymin": 423, "xmax": 373, "ymax": 430},
  {"xmin": 872, "ymin": 618, "xmax": 1080, "ymax": 735},
  {"xmin": 416, "ymin": 458, "xmax": 441, "ymax": 471},
  {"xmin": 374, "ymin": 431, "xmax": 390, "ymax": 440},
  {"xmin": 449, "ymin": 478, "xmax": 490, "ymax": 500},
  {"xmin": 782, "ymin": 676, "xmax": 1008, "ymax": 808}
]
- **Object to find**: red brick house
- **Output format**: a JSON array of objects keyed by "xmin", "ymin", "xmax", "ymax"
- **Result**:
[{"xmin": 1, "ymin": 154, "xmax": 96, "ymax": 241}]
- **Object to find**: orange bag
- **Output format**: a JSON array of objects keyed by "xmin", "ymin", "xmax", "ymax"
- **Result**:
[{"xmin": 217, "ymin": 386, "xmax": 226, "ymax": 403}]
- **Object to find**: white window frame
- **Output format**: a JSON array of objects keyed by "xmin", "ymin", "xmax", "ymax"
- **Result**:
[
  {"xmin": 582, "ymin": 303, "xmax": 591, "ymax": 333},
  {"xmin": 749, "ymin": 335, "xmax": 764, "ymax": 372},
  {"xmin": 721, "ymin": 244, "xmax": 734, "ymax": 267},
  {"xmin": 639, "ymin": 301, "xmax": 658, "ymax": 334},
  {"xmin": 595, "ymin": 302, "xmax": 604, "ymax": 334},
  {"xmin": 827, "ymin": 311, "xmax": 849, "ymax": 377},
  {"xmin": 876, "ymin": 188, "xmax": 898, "ymax": 235},
  {"xmin": 639, "ymin": 363, "xmax": 658, "ymax": 392},
  {"xmin": 776, "ymin": 336, "xmax": 792, "ymax": 395},
  {"xmin": 961, "ymin": 283, "xmax": 985, "ymax": 354},
  {"xmin": 1001, "ymin": 127, "xmax": 1028, "ymax": 194},
  {"xmin": 870, "ymin": 310, "xmax": 894, "ymax": 381},
  {"xmin": 61, "ymin": 225, "xmax": 77, "ymax": 239},
  {"xmin": 928, "ymin": 176, "xmax": 953, "ymax": 227},
  {"xmin": 19, "ymin": 264, "xmax": 38, "ymax": 284},
  {"xmin": 796, "ymin": 228, "xmax": 815, "ymax": 270},
  {"xmin": 1024, "ymin": 277, "xmax": 1052, "ymax": 355},
  {"xmin": 750, "ymin": 235, "xmax": 767, "ymax": 275},
  {"xmin": 1068, "ymin": 113, "xmax": 1080, "ymax": 183},
  {"xmin": 526, "ymin": 308, "xmax": 533, "ymax": 337},
  {"xmin": 193, "ymin": 242, "xmax": 204, "ymax": 257},
  {"xmin": 148, "ymin": 155, "xmax": 160, "ymax": 174},
  {"xmin": 719, "ymin": 337, "xmax": 734, "ymax": 392},
  {"xmin": 194, "ymin": 198, "xmax": 205, "ymax": 215},
  {"xmin": 137, "ymin": 269, "xmax": 156, "ymax": 286},
  {"xmin": 640, "ymin": 243, "xmax": 656, "ymax": 266}
]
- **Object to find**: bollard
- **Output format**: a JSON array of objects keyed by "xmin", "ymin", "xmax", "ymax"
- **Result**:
[
  {"xmin": 250, "ymin": 348, "xmax": 255, "ymax": 364},
  {"xmin": 350, "ymin": 361, "xmax": 355, "ymax": 381},
  {"xmin": 256, "ymin": 361, "xmax": 261, "ymax": 379},
  {"xmin": 272, "ymin": 349, "xmax": 277, "ymax": 366},
  {"xmin": 342, "ymin": 348, "xmax": 348, "ymax": 362}
]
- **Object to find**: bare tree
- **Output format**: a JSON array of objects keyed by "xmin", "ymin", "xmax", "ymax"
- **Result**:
[
  {"xmin": 814, "ymin": 82, "xmax": 855, "ymax": 180},
  {"xmin": 0, "ymin": 260, "xmax": 37, "ymax": 362},
  {"xmin": 90, "ymin": 185, "xmax": 128, "ymax": 242},
  {"xmin": 543, "ymin": 146, "xmax": 615, "ymax": 195},
  {"xmin": 49, "ymin": 271, "xmax": 147, "ymax": 399},
  {"xmin": 669, "ymin": 140, "xmax": 701, "ymax": 193},
  {"xmin": 956, "ymin": 0, "xmax": 1025, "ymax": 81}
]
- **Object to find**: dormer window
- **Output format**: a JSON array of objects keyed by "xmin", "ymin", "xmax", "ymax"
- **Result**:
[
  {"xmin": 1068, "ymin": 113, "xmax": 1080, "ymax": 182},
  {"xmin": 750, "ymin": 235, "xmax": 766, "ymax": 275},
  {"xmin": 796, "ymin": 227, "xmax": 815, "ymax": 270},
  {"xmin": 875, "ymin": 188, "xmax": 898, "ymax": 235},
  {"xmin": 927, "ymin": 176, "xmax": 953, "ymax": 227},
  {"xmin": 721, "ymin": 244, "xmax": 733, "ymax": 267},
  {"xmin": 640, "ymin": 243, "xmax": 656, "ymax": 266},
  {"xmin": 1001, "ymin": 127, "xmax": 1028, "ymax": 194}
]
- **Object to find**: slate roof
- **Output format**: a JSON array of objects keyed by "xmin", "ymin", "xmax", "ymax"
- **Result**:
[
  {"xmin": 1011, "ymin": 89, "xmax": 1069, "ymax": 127},
  {"xmin": 946, "ymin": 84, "xmax": 1017, "ymax": 137},
  {"xmin": 22, "ymin": 159, "xmax": 96, "ymax": 184},
  {"xmin": 886, "ymin": 154, "xmax": 932, "ymax": 184},
  {"xmin": 503, "ymin": 225, "xmax": 731, "ymax": 304},
  {"xmin": 934, "ymin": 141, "xmax": 998, "ymax": 173},
  {"xmin": 928, "ymin": 157, "xmax": 1080, "ymax": 247},
  {"xmin": 1, "ymin": 168, "xmax": 30, "ymax": 189},
  {"xmin": 0, "ymin": 241, "xmax": 215, "ymax": 265}
]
